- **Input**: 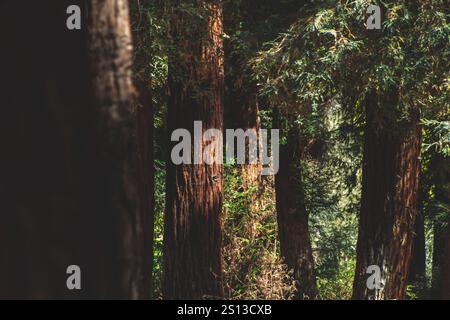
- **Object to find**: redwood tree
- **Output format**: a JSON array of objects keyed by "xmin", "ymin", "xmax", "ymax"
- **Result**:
[
  {"xmin": 163, "ymin": 0, "xmax": 225, "ymax": 300},
  {"xmin": 352, "ymin": 92, "xmax": 422, "ymax": 300},
  {"xmin": 275, "ymin": 123, "xmax": 318, "ymax": 300},
  {"xmin": 0, "ymin": 0, "xmax": 153, "ymax": 299},
  {"xmin": 87, "ymin": 0, "xmax": 152, "ymax": 299},
  {"xmin": 0, "ymin": 0, "xmax": 94, "ymax": 299}
]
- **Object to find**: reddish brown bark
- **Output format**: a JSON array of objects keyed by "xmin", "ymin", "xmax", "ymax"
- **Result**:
[
  {"xmin": 275, "ymin": 126, "xmax": 318, "ymax": 300},
  {"xmin": 163, "ymin": 0, "xmax": 224, "ymax": 300},
  {"xmin": 353, "ymin": 92, "xmax": 422, "ymax": 300},
  {"xmin": 87, "ymin": 0, "xmax": 152, "ymax": 299}
]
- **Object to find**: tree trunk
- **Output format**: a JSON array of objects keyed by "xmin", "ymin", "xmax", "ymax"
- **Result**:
[
  {"xmin": 275, "ymin": 125, "xmax": 318, "ymax": 300},
  {"xmin": 229, "ymin": 78, "xmax": 262, "ymax": 188},
  {"xmin": 0, "ymin": 0, "xmax": 152, "ymax": 299},
  {"xmin": 238, "ymin": 91, "xmax": 261, "ymax": 189},
  {"xmin": 87, "ymin": 0, "xmax": 151, "ymax": 299},
  {"xmin": 0, "ymin": 0, "xmax": 103, "ymax": 299},
  {"xmin": 353, "ymin": 92, "xmax": 422, "ymax": 300},
  {"xmin": 163, "ymin": 0, "xmax": 224, "ymax": 300}
]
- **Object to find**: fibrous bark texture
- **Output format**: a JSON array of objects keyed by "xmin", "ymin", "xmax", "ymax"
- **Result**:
[
  {"xmin": 353, "ymin": 92, "xmax": 421, "ymax": 300},
  {"xmin": 163, "ymin": 0, "xmax": 225, "ymax": 300},
  {"xmin": 87, "ymin": 0, "xmax": 151, "ymax": 299}
]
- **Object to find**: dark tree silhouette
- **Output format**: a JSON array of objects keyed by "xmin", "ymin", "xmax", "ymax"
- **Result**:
[{"xmin": 275, "ymin": 124, "xmax": 318, "ymax": 300}]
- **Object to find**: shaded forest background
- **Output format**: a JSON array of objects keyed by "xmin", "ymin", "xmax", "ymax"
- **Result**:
[{"xmin": 0, "ymin": 0, "xmax": 448, "ymax": 300}]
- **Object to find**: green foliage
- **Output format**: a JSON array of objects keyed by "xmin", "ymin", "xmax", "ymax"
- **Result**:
[
  {"xmin": 414, "ymin": 120, "xmax": 450, "ymax": 299},
  {"xmin": 131, "ymin": 2, "xmax": 169, "ymax": 109},
  {"xmin": 304, "ymin": 102, "xmax": 362, "ymax": 299},
  {"xmin": 131, "ymin": 2, "xmax": 169, "ymax": 299},
  {"xmin": 317, "ymin": 258, "xmax": 356, "ymax": 300},
  {"xmin": 223, "ymin": 165, "xmax": 297, "ymax": 299},
  {"xmin": 406, "ymin": 284, "xmax": 419, "ymax": 300},
  {"xmin": 132, "ymin": 0, "xmax": 449, "ymax": 300},
  {"xmin": 422, "ymin": 119, "xmax": 450, "ymax": 157},
  {"xmin": 253, "ymin": 0, "xmax": 449, "ymax": 122},
  {"xmin": 151, "ymin": 160, "xmax": 166, "ymax": 299},
  {"xmin": 252, "ymin": 1, "xmax": 448, "ymax": 299}
]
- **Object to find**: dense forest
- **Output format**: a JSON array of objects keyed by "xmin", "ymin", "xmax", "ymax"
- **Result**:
[{"xmin": 0, "ymin": 0, "xmax": 448, "ymax": 300}]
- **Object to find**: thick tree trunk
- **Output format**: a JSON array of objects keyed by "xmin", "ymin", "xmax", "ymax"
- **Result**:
[
  {"xmin": 87, "ymin": 0, "xmax": 151, "ymax": 299},
  {"xmin": 353, "ymin": 93, "xmax": 422, "ymax": 300},
  {"xmin": 275, "ymin": 126, "xmax": 318, "ymax": 300},
  {"xmin": 0, "ymin": 0, "xmax": 100, "ymax": 299},
  {"xmin": 163, "ymin": 0, "xmax": 224, "ymax": 300},
  {"xmin": 0, "ymin": 0, "xmax": 152, "ymax": 299}
]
